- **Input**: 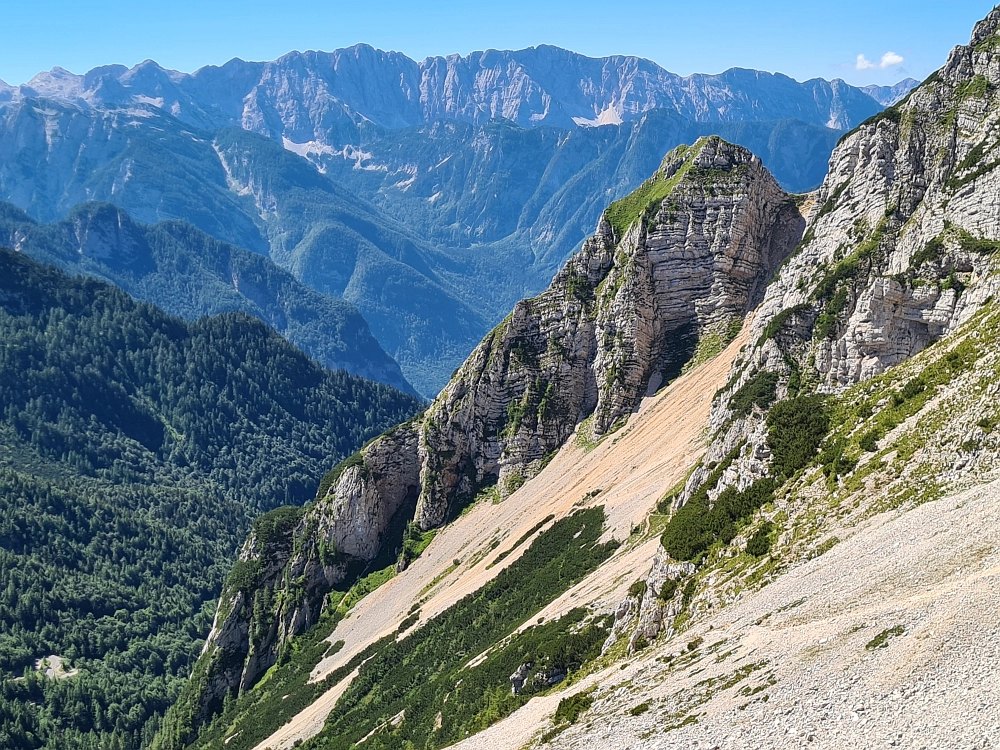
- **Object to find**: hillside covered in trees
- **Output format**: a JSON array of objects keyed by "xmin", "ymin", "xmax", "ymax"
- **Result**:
[{"xmin": 0, "ymin": 248, "xmax": 422, "ymax": 749}]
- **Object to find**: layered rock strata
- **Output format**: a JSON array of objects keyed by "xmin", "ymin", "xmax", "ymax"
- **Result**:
[
  {"xmin": 626, "ymin": 7, "xmax": 1000, "ymax": 645},
  {"xmin": 185, "ymin": 135, "xmax": 802, "ymax": 729}
]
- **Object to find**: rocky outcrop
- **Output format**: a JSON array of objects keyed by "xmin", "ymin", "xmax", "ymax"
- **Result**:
[
  {"xmin": 413, "ymin": 136, "xmax": 801, "ymax": 527},
  {"xmin": 183, "ymin": 135, "xmax": 802, "ymax": 734},
  {"xmin": 621, "ymin": 8, "xmax": 1000, "ymax": 648},
  {"xmin": 705, "ymin": 6, "xmax": 1000, "ymax": 469},
  {"xmin": 187, "ymin": 426, "xmax": 422, "ymax": 721}
]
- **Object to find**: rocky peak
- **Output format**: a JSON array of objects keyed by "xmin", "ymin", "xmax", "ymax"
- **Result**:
[
  {"xmin": 637, "ymin": 6, "xmax": 1000, "ymax": 614},
  {"xmin": 178, "ymin": 136, "xmax": 802, "ymax": 735}
]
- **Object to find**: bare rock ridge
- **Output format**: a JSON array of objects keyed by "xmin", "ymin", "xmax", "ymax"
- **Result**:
[
  {"xmin": 624, "ymin": 4, "xmax": 1000, "ymax": 646},
  {"xmin": 179, "ymin": 135, "xmax": 802, "ymax": 735},
  {"xmin": 7, "ymin": 47, "xmax": 889, "ymax": 138}
]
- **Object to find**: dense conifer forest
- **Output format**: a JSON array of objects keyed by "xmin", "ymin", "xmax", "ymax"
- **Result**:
[{"xmin": 0, "ymin": 248, "xmax": 422, "ymax": 749}]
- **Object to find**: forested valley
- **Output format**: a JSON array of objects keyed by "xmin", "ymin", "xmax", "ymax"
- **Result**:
[{"xmin": 0, "ymin": 248, "xmax": 422, "ymax": 749}]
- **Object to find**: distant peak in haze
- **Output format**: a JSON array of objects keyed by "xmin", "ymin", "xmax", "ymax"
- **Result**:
[
  {"xmin": 861, "ymin": 78, "xmax": 921, "ymax": 106},
  {"xmin": 3, "ymin": 43, "xmax": 888, "ymax": 136}
]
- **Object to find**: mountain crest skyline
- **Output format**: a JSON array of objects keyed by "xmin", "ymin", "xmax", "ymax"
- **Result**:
[{"xmin": 0, "ymin": 43, "xmax": 916, "ymax": 137}]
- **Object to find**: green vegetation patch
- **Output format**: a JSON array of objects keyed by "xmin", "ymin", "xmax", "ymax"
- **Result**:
[
  {"xmin": 661, "ymin": 476, "xmax": 778, "ymax": 563},
  {"xmin": 296, "ymin": 508, "xmax": 618, "ymax": 750},
  {"xmin": 766, "ymin": 395, "xmax": 831, "ymax": 477},
  {"xmin": 252, "ymin": 505, "xmax": 305, "ymax": 549},
  {"xmin": 956, "ymin": 74, "xmax": 989, "ymax": 101},
  {"xmin": 604, "ymin": 144, "xmax": 693, "ymax": 237},
  {"xmin": 541, "ymin": 687, "xmax": 597, "ymax": 743},
  {"xmin": 745, "ymin": 521, "xmax": 775, "ymax": 557},
  {"xmin": 728, "ymin": 370, "xmax": 780, "ymax": 418},
  {"xmin": 865, "ymin": 625, "xmax": 905, "ymax": 651},
  {"xmin": 399, "ymin": 522, "xmax": 437, "ymax": 567}
]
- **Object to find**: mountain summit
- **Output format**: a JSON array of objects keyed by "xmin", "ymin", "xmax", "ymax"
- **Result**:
[{"xmin": 9, "ymin": 45, "xmax": 894, "ymax": 143}]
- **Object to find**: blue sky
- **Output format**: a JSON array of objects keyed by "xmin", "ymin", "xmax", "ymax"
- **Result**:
[{"xmin": 0, "ymin": 1, "xmax": 995, "ymax": 87}]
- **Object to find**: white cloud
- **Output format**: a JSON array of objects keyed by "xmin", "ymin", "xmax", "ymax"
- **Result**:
[{"xmin": 857, "ymin": 51, "xmax": 905, "ymax": 71}]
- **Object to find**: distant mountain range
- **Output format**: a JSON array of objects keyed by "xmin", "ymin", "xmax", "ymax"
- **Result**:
[
  {"xmin": 0, "ymin": 46, "xmax": 917, "ymax": 394},
  {"xmin": 1, "ymin": 45, "xmax": 898, "ymax": 135},
  {"xmin": 0, "ymin": 201, "xmax": 416, "ymax": 395}
]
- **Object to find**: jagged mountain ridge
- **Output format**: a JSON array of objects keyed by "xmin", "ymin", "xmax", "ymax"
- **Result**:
[
  {"xmin": 156, "ymin": 8, "xmax": 1000, "ymax": 750},
  {"xmin": 0, "ymin": 200, "xmax": 416, "ymax": 394},
  {"xmin": 6, "ymin": 45, "xmax": 895, "ymax": 139},
  {"xmin": 157, "ymin": 134, "xmax": 804, "ymax": 748}
]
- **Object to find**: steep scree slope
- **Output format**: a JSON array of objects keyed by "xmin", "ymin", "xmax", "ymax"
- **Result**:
[{"xmin": 161, "ymin": 135, "xmax": 802, "ymax": 746}]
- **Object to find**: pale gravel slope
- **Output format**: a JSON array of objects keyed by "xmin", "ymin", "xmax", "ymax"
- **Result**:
[
  {"xmin": 456, "ymin": 476, "xmax": 1000, "ymax": 750},
  {"xmin": 250, "ymin": 319, "xmax": 753, "ymax": 750}
]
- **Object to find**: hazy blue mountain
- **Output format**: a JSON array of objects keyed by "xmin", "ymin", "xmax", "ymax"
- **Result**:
[
  {"xmin": 0, "ymin": 48, "xmax": 898, "ymax": 394},
  {"xmin": 0, "ymin": 201, "xmax": 417, "ymax": 394},
  {"xmin": 861, "ymin": 78, "xmax": 920, "ymax": 106},
  {"xmin": 12, "ymin": 46, "xmax": 884, "ymax": 136},
  {"xmin": 0, "ymin": 100, "xmax": 492, "ymax": 395}
]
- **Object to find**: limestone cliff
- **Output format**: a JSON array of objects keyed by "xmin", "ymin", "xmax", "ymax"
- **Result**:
[
  {"xmin": 625, "ymin": 6, "xmax": 1000, "ymax": 646},
  {"xmin": 180, "ymin": 135, "xmax": 801, "ymax": 734},
  {"xmin": 415, "ymin": 136, "xmax": 800, "ymax": 527}
]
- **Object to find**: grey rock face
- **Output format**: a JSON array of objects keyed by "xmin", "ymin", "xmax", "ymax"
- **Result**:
[
  {"xmin": 632, "ymin": 9, "xmax": 1000, "ymax": 637},
  {"xmin": 608, "ymin": 11, "xmax": 1000, "ymax": 661},
  {"xmin": 412, "ymin": 136, "xmax": 801, "ymax": 528},
  {"xmin": 631, "ymin": 554, "xmax": 698, "ymax": 648},
  {"xmin": 188, "ymin": 135, "xmax": 801, "ymax": 730},
  {"xmin": 310, "ymin": 426, "xmax": 422, "ymax": 560},
  {"xmin": 189, "ymin": 428, "xmax": 420, "ymax": 729},
  {"xmin": 11, "ymin": 46, "xmax": 884, "ymax": 140},
  {"xmin": 698, "ymin": 8, "xmax": 1000, "ymax": 485}
]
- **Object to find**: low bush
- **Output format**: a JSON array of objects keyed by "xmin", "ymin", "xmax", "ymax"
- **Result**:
[
  {"xmin": 628, "ymin": 579, "xmax": 647, "ymax": 599},
  {"xmin": 729, "ymin": 370, "xmax": 779, "ymax": 417},
  {"xmin": 745, "ymin": 522, "xmax": 774, "ymax": 557},
  {"xmin": 766, "ymin": 395, "xmax": 830, "ymax": 476}
]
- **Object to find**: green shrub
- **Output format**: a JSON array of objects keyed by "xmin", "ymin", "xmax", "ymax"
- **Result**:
[
  {"xmin": 252, "ymin": 505, "xmax": 304, "ymax": 548},
  {"xmin": 629, "ymin": 702, "xmax": 651, "ymax": 716},
  {"xmin": 628, "ymin": 579, "xmax": 648, "ymax": 599},
  {"xmin": 910, "ymin": 236, "xmax": 944, "ymax": 268},
  {"xmin": 400, "ymin": 522, "xmax": 436, "ymax": 565},
  {"xmin": 681, "ymin": 578, "xmax": 698, "ymax": 609},
  {"xmin": 745, "ymin": 522, "xmax": 774, "ymax": 557},
  {"xmin": 660, "ymin": 478, "xmax": 777, "ymax": 562},
  {"xmin": 900, "ymin": 377, "xmax": 927, "ymax": 401},
  {"xmin": 865, "ymin": 625, "xmax": 905, "ymax": 650},
  {"xmin": 729, "ymin": 370, "xmax": 780, "ymax": 417},
  {"xmin": 859, "ymin": 430, "xmax": 880, "ymax": 453},
  {"xmin": 657, "ymin": 578, "xmax": 679, "ymax": 602},
  {"xmin": 759, "ymin": 304, "xmax": 810, "ymax": 344},
  {"xmin": 766, "ymin": 395, "xmax": 831, "ymax": 476},
  {"xmin": 553, "ymin": 691, "xmax": 595, "ymax": 725},
  {"xmin": 398, "ymin": 612, "xmax": 420, "ymax": 633},
  {"xmin": 226, "ymin": 559, "xmax": 262, "ymax": 594}
]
